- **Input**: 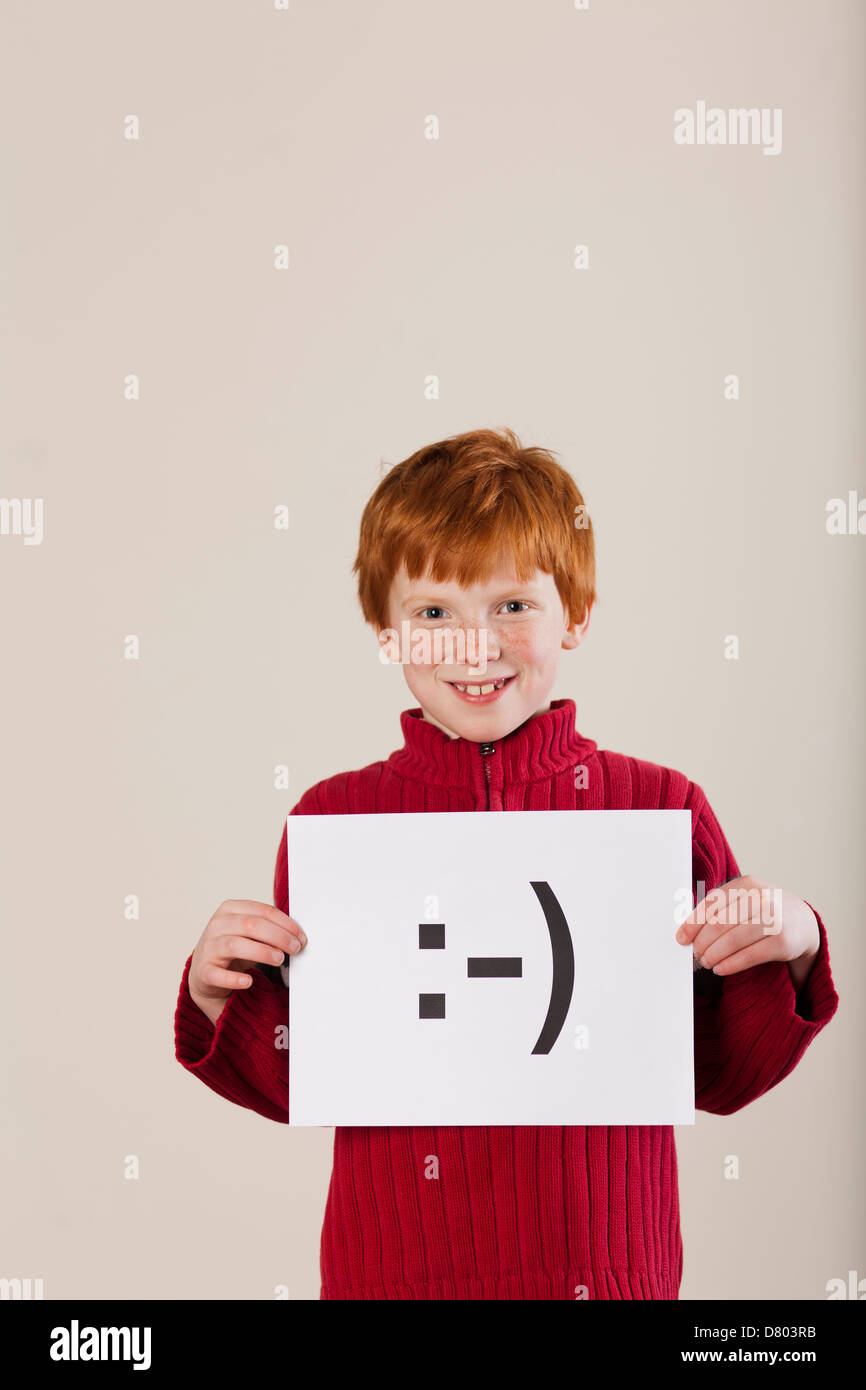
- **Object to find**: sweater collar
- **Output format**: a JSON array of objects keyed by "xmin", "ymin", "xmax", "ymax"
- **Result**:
[{"xmin": 388, "ymin": 697, "xmax": 598, "ymax": 788}]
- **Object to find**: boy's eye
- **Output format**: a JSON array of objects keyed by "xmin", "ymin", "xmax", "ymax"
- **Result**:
[{"xmin": 501, "ymin": 601, "xmax": 529, "ymax": 614}]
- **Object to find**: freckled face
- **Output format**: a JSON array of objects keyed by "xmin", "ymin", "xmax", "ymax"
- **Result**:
[{"xmin": 381, "ymin": 562, "xmax": 589, "ymax": 741}]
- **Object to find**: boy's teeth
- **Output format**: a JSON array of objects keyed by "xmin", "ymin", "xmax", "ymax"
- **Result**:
[{"xmin": 453, "ymin": 677, "xmax": 507, "ymax": 695}]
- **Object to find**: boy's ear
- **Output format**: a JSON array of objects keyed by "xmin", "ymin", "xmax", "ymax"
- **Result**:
[{"xmin": 562, "ymin": 602, "xmax": 592, "ymax": 650}]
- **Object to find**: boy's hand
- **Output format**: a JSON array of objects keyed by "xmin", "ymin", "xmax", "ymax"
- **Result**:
[
  {"xmin": 675, "ymin": 874, "xmax": 820, "ymax": 990},
  {"xmin": 188, "ymin": 899, "xmax": 307, "ymax": 1026}
]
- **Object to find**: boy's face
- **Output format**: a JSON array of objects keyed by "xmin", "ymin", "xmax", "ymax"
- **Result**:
[{"xmin": 381, "ymin": 561, "xmax": 591, "ymax": 742}]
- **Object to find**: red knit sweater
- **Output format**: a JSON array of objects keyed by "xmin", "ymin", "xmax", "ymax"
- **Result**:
[{"xmin": 174, "ymin": 698, "xmax": 839, "ymax": 1300}]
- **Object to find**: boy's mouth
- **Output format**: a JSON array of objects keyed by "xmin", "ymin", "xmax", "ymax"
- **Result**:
[{"xmin": 445, "ymin": 674, "xmax": 517, "ymax": 703}]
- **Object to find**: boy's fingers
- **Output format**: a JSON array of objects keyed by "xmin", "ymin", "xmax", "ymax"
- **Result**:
[
  {"xmin": 200, "ymin": 963, "xmax": 257, "ymax": 991},
  {"xmin": 698, "ymin": 922, "xmax": 769, "ymax": 970},
  {"xmin": 219, "ymin": 900, "xmax": 301, "ymax": 933},
  {"xmin": 704, "ymin": 939, "xmax": 777, "ymax": 976},
  {"xmin": 675, "ymin": 887, "xmax": 725, "ymax": 943},
  {"xmin": 676, "ymin": 908, "xmax": 712, "ymax": 945},
  {"xmin": 687, "ymin": 922, "xmax": 723, "ymax": 960},
  {"xmin": 690, "ymin": 893, "xmax": 769, "ymax": 959},
  {"xmin": 216, "ymin": 928, "xmax": 303, "ymax": 964},
  {"xmin": 676, "ymin": 883, "xmax": 759, "ymax": 947},
  {"xmin": 219, "ymin": 913, "xmax": 306, "ymax": 952}
]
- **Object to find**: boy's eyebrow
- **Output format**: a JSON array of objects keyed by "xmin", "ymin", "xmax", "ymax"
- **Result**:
[{"xmin": 400, "ymin": 583, "xmax": 544, "ymax": 608}]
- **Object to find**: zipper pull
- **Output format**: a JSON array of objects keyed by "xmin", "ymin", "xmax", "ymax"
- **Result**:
[
  {"xmin": 478, "ymin": 741, "xmax": 500, "ymax": 808},
  {"xmin": 480, "ymin": 742, "xmax": 495, "ymax": 791}
]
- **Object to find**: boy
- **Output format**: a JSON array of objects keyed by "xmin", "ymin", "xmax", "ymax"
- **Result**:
[{"xmin": 174, "ymin": 426, "xmax": 838, "ymax": 1300}]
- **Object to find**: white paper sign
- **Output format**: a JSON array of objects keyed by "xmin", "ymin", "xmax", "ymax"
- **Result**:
[{"xmin": 286, "ymin": 810, "xmax": 695, "ymax": 1126}]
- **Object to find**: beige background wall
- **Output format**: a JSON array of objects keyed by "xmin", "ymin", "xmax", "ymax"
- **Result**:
[{"xmin": 2, "ymin": 0, "xmax": 862, "ymax": 1300}]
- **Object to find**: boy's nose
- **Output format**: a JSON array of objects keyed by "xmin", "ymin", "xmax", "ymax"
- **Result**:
[{"xmin": 460, "ymin": 624, "xmax": 500, "ymax": 660}]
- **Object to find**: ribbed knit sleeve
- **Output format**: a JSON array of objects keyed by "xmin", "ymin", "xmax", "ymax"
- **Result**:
[
  {"xmin": 690, "ymin": 789, "xmax": 839, "ymax": 1116},
  {"xmin": 174, "ymin": 951, "xmax": 288, "ymax": 1123}
]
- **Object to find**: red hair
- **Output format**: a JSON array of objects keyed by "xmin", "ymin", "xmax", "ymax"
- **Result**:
[{"xmin": 352, "ymin": 426, "xmax": 597, "ymax": 633}]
